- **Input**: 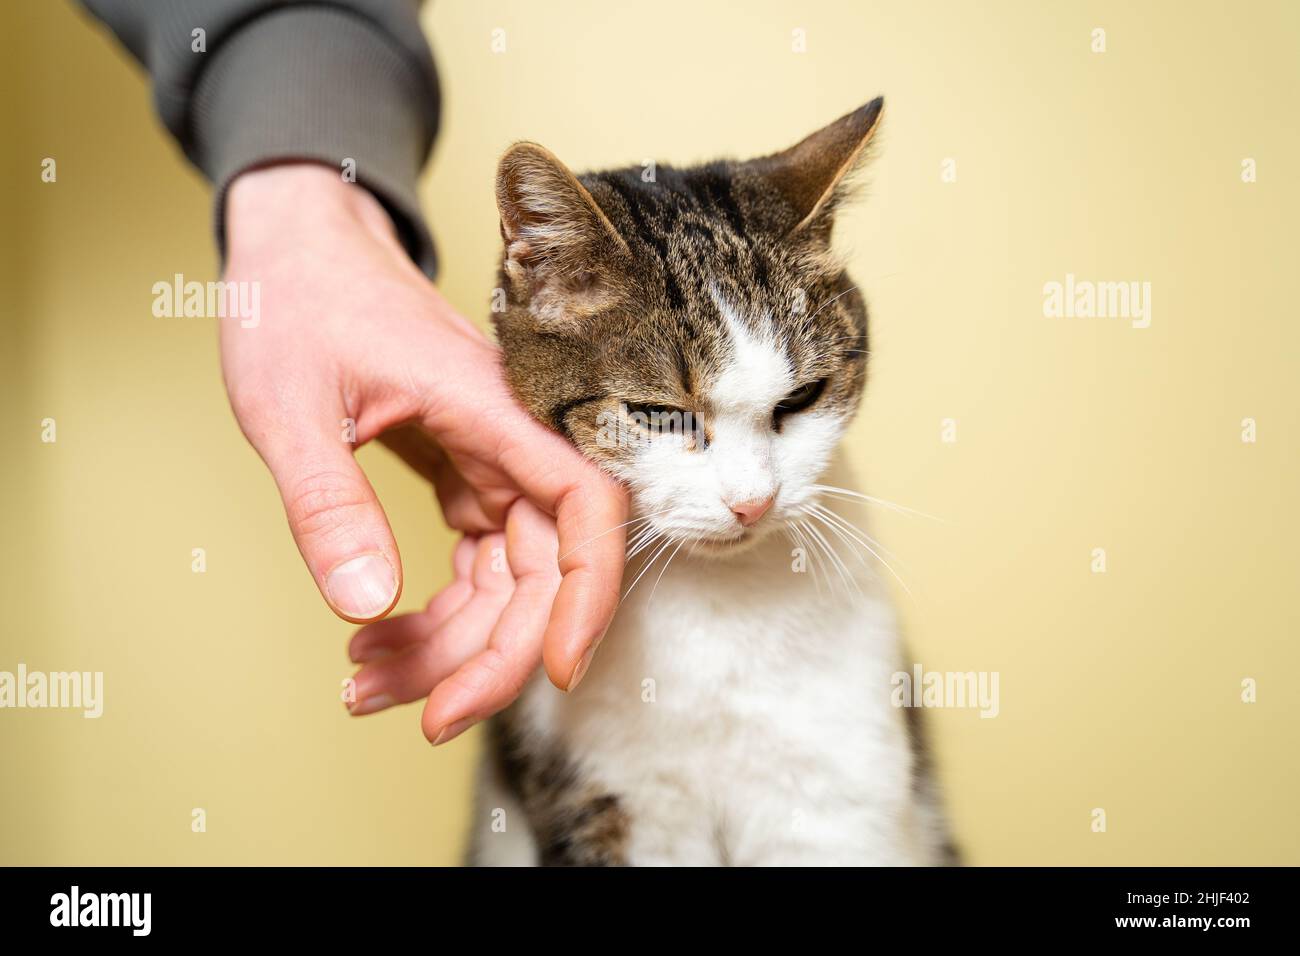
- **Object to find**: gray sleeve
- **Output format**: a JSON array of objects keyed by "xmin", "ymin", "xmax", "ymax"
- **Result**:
[{"xmin": 78, "ymin": 0, "xmax": 441, "ymax": 276}]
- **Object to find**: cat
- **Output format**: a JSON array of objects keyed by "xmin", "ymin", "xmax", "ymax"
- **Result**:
[{"xmin": 468, "ymin": 97, "xmax": 956, "ymax": 865}]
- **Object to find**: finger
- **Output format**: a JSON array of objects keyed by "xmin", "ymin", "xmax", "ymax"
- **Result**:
[
  {"xmin": 350, "ymin": 560, "xmax": 515, "ymax": 714},
  {"xmin": 450, "ymin": 533, "xmax": 478, "ymax": 579},
  {"xmin": 346, "ymin": 617, "xmax": 435, "ymax": 714},
  {"xmin": 513, "ymin": 452, "xmax": 627, "ymax": 691},
  {"xmin": 246, "ymin": 403, "xmax": 402, "ymax": 623},
  {"xmin": 348, "ymin": 595, "xmax": 508, "ymax": 714},
  {"xmin": 471, "ymin": 531, "xmax": 515, "ymax": 593},
  {"xmin": 431, "ymin": 461, "xmax": 498, "ymax": 532},
  {"xmin": 346, "ymin": 594, "xmax": 500, "ymax": 714},
  {"xmin": 348, "ymin": 580, "xmax": 471, "ymax": 664},
  {"xmin": 348, "ymin": 537, "xmax": 479, "ymax": 664},
  {"xmin": 422, "ymin": 499, "xmax": 561, "ymax": 744},
  {"xmin": 427, "ymin": 370, "xmax": 628, "ymax": 691}
]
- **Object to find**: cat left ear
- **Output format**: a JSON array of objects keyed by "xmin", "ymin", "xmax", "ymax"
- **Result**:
[
  {"xmin": 496, "ymin": 143, "xmax": 631, "ymax": 289},
  {"xmin": 742, "ymin": 96, "xmax": 885, "ymax": 242}
]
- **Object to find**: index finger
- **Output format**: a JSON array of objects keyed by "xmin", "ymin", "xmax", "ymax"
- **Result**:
[
  {"xmin": 499, "ymin": 425, "xmax": 628, "ymax": 691},
  {"xmin": 543, "ymin": 474, "xmax": 628, "ymax": 689}
]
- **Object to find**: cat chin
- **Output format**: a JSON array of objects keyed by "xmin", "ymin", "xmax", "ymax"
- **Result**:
[{"xmin": 680, "ymin": 525, "xmax": 777, "ymax": 558}]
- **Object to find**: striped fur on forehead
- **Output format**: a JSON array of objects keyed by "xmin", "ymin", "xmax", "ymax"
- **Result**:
[{"xmin": 491, "ymin": 99, "xmax": 883, "ymax": 464}]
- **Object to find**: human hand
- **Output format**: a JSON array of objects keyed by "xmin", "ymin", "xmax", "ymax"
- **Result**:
[{"xmin": 220, "ymin": 164, "xmax": 627, "ymax": 744}]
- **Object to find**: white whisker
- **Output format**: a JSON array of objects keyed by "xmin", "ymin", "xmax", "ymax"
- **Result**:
[
  {"xmin": 626, "ymin": 526, "xmax": 662, "ymax": 560},
  {"xmin": 809, "ymin": 501, "xmax": 907, "ymax": 570},
  {"xmin": 810, "ymin": 503, "xmax": 914, "ymax": 600},
  {"xmin": 621, "ymin": 536, "xmax": 675, "ymax": 605},
  {"xmin": 810, "ymin": 483, "xmax": 944, "ymax": 523},
  {"xmin": 561, "ymin": 507, "xmax": 676, "ymax": 562},
  {"xmin": 799, "ymin": 519, "xmax": 838, "ymax": 597},
  {"xmin": 648, "ymin": 539, "xmax": 686, "ymax": 604},
  {"xmin": 794, "ymin": 521, "xmax": 825, "ymax": 594},
  {"xmin": 802, "ymin": 518, "xmax": 862, "ymax": 602},
  {"xmin": 808, "ymin": 504, "xmax": 872, "ymax": 573},
  {"xmin": 786, "ymin": 523, "xmax": 822, "ymax": 596}
]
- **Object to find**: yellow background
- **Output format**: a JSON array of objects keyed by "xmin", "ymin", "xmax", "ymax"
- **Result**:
[{"xmin": 2, "ymin": 0, "xmax": 1297, "ymax": 865}]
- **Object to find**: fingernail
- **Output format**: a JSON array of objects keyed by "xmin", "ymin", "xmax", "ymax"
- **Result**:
[
  {"xmin": 432, "ymin": 716, "xmax": 475, "ymax": 746},
  {"xmin": 326, "ymin": 554, "xmax": 397, "ymax": 619},
  {"xmin": 567, "ymin": 640, "xmax": 601, "ymax": 692},
  {"xmin": 348, "ymin": 693, "xmax": 395, "ymax": 716}
]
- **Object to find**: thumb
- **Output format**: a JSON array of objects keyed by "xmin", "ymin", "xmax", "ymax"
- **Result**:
[{"xmin": 250, "ymin": 412, "xmax": 403, "ymax": 623}]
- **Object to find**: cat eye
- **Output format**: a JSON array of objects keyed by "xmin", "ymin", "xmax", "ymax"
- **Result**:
[
  {"xmin": 624, "ymin": 401, "xmax": 691, "ymax": 435},
  {"xmin": 773, "ymin": 378, "xmax": 828, "ymax": 425}
]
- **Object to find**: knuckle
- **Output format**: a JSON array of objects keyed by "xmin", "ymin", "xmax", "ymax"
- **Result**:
[
  {"xmin": 452, "ymin": 649, "xmax": 522, "ymax": 704},
  {"xmin": 284, "ymin": 470, "xmax": 371, "ymax": 542},
  {"xmin": 226, "ymin": 373, "xmax": 279, "ymax": 423},
  {"xmin": 479, "ymin": 648, "xmax": 527, "ymax": 699}
]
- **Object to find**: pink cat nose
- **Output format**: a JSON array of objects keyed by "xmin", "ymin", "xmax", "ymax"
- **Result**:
[{"xmin": 729, "ymin": 494, "xmax": 775, "ymax": 527}]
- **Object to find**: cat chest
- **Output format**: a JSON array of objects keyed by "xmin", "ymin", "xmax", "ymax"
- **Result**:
[{"xmin": 529, "ymin": 582, "xmax": 903, "ymax": 778}]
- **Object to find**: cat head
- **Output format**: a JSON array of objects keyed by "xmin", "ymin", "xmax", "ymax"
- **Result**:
[{"xmin": 492, "ymin": 98, "xmax": 884, "ymax": 554}]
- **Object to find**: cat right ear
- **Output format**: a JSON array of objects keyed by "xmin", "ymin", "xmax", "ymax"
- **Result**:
[
  {"xmin": 496, "ymin": 143, "xmax": 631, "ymax": 305},
  {"xmin": 740, "ymin": 97, "xmax": 885, "ymax": 245}
]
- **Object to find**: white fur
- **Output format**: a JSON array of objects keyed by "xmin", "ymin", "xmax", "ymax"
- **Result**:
[{"xmin": 472, "ymin": 295, "xmax": 942, "ymax": 865}]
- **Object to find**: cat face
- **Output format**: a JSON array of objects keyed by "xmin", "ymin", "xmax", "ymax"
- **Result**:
[{"xmin": 493, "ymin": 99, "xmax": 883, "ymax": 554}]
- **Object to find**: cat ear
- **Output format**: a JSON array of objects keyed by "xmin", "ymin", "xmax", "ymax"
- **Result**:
[
  {"xmin": 496, "ymin": 143, "xmax": 631, "ymax": 292},
  {"xmin": 741, "ymin": 96, "xmax": 885, "ymax": 242}
]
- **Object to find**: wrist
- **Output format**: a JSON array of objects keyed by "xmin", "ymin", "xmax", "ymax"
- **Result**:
[{"xmin": 226, "ymin": 163, "xmax": 400, "ymax": 257}]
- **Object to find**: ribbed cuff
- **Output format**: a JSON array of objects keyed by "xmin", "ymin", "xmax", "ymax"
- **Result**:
[{"xmin": 188, "ymin": 6, "xmax": 438, "ymax": 276}]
